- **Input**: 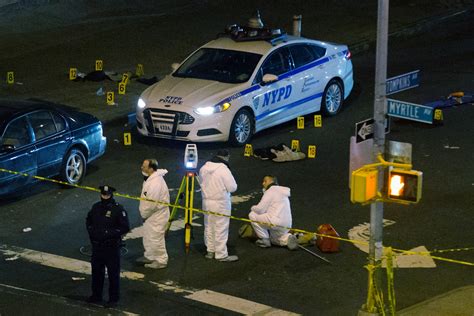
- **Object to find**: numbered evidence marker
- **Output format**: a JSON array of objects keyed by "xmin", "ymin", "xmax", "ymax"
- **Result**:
[
  {"xmin": 308, "ymin": 145, "xmax": 316, "ymax": 158},
  {"xmin": 121, "ymin": 72, "xmax": 130, "ymax": 85},
  {"xmin": 314, "ymin": 114, "xmax": 322, "ymax": 127},
  {"xmin": 136, "ymin": 64, "xmax": 144, "ymax": 77},
  {"xmin": 291, "ymin": 139, "xmax": 300, "ymax": 152},
  {"xmin": 123, "ymin": 132, "xmax": 132, "ymax": 145},
  {"xmin": 434, "ymin": 109, "xmax": 443, "ymax": 121},
  {"xmin": 118, "ymin": 82, "xmax": 126, "ymax": 95},
  {"xmin": 106, "ymin": 92, "xmax": 115, "ymax": 105},
  {"xmin": 69, "ymin": 68, "xmax": 77, "ymax": 80},
  {"xmin": 95, "ymin": 60, "xmax": 103, "ymax": 71},
  {"xmin": 244, "ymin": 144, "xmax": 253, "ymax": 157},
  {"xmin": 297, "ymin": 116, "xmax": 305, "ymax": 129},
  {"xmin": 6, "ymin": 72, "xmax": 14, "ymax": 84}
]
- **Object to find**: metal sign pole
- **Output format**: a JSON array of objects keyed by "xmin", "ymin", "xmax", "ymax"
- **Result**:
[{"xmin": 360, "ymin": 0, "xmax": 389, "ymax": 315}]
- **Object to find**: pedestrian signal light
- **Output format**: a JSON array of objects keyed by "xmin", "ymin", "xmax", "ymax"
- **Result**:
[
  {"xmin": 388, "ymin": 169, "xmax": 422, "ymax": 203},
  {"xmin": 350, "ymin": 169, "xmax": 378, "ymax": 203}
]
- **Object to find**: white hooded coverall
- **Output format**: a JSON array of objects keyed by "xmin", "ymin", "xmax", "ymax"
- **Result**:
[
  {"xmin": 249, "ymin": 185, "xmax": 292, "ymax": 246},
  {"xmin": 199, "ymin": 161, "xmax": 237, "ymax": 259},
  {"xmin": 139, "ymin": 169, "xmax": 170, "ymax": 264}
]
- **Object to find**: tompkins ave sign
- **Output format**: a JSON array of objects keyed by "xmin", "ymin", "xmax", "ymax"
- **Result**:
[
  {"xmin": 386, "ymin": 70, "xmax": 420, "ymax": 95},
  {"xmin": 387, "ymin": 98, "xmax": 434, "ymax": 124}
]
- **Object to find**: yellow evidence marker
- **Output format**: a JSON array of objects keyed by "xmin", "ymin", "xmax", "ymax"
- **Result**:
[
  {"xmin": 308, "ymin": 145, "xmax": 316, "ymax": 158},
  {"xmin": 95, "ymin": 60, "xmax": 103, "ymax": 71},
  {"xmin": 106, "ymin": 92, "xmax": 115, "ymax": 105},
  {"xmin": 297, "ymin": 116, "xmax": 304, "ymax": 129},
  {"xmin": 118, "ymin": 82, "xmax": 126, "ymax": 95},
  {"xmin": 136, "ymin": 64, "xmax": 144, "ymax": 77},
  {"xmin": 314, "ymin": 115, "xmax": 322, "ymax": 127},
  {"xmin": 69, "ymin": 68, "xmax": 77, "ymax": 80},
  {"xmin": 123, "ymin": 132, "xmax": 132, "ymax": 145},
  {"xmin": 121, "ymin": 73, "xmax": 130, "ymax": 85},
  {"xmin": 244, "ymin": 144, "xmax": 253, "ymax": 157},
  {"xmin": 291, "ymin": 140, "xmax": 300, "ymax": 152},
  {"xmin": 7, "ymin": 72, "xmax": 14, "ymax": 84}
]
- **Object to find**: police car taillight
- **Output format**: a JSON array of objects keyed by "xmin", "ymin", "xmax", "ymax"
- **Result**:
[{"xmin": 345, "ymin": 50, "xmax": 352, "ymax": 60}]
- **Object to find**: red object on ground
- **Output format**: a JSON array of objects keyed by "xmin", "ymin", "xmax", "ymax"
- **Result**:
[{"xmin": 316, "ymin": 224, "xmax": 340, "ymax": 253}]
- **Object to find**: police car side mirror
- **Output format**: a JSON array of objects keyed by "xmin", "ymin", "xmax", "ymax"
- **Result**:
[
  {"xmin": 262, "ymin": 74, "xmax": 278, "ymax": 85},
  {"xmin": 171, "ymin": 63, "xmax": 180, "ymax": 72}
]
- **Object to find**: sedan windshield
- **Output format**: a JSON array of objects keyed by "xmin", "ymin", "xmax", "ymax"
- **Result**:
[{"xmin": 173, "ymin": 48, "xmax": 262, "ymax": 84}]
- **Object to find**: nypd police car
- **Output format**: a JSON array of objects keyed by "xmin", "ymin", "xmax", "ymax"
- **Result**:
[{"xmin": 136, "ymin": 25, "xmax": 353, "ymax": 146}]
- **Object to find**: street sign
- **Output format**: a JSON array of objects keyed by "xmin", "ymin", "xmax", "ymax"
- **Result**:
[
  {"xmin": 387, "ymin": 98, "xmax": 433, "ymax": 124},
  {"xmin": 355, "ymin": 118, "xmax": 390, "ymax": 143},
  {"xmin": 386, "ymin": 70, "xmax": 420, "ymax": 95}
]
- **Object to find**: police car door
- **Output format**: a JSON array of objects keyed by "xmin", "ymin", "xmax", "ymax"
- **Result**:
[
  {"xmin": 252, "ymin": 47, "xmax": 294, "ymax": 131},
  {"xmin": 287, "ymin": 44, "xmax": 327, "ymax": 117},
  {"xmin": 0, "ymin": 116, "xmax": 37, "ymax": 195}
]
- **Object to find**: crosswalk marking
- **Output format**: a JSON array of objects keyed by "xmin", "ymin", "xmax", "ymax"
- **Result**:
[
  {"xmin": 0, "ymin": 244, "xmax": 300, "ymax": 315},
  {"xmin": 186, "ymin": 290, "xmax": 300, "ymax": 315}
]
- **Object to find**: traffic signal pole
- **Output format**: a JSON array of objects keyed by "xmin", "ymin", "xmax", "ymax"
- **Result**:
[{"xmin": 360, "ymin": 0, "xmax": 389, "ymax": 314}]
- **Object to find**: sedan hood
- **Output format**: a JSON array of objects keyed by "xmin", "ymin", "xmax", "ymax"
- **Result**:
[{"xmin": 143, "ymin": 76, "xmax": 244, "ymax": 109}]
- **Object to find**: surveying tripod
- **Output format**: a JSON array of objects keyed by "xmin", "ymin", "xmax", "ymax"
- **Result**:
[{"xmin": 166, "ymin": 170, "xmax": 199, "ymax": 253}]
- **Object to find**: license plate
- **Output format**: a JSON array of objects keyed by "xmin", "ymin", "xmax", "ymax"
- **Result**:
[{"xmin": 156, "ymin": 122, "xmax": 173, "ymax": 133}]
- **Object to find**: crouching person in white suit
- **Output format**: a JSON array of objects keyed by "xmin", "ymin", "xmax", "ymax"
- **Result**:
[
  {"xmin": 249, "ymin": 175, "xmax": 298, "ymax": 250},
  {"xmin": 136, "ymin": 159, "xmax": 170, "ymax": 269}
]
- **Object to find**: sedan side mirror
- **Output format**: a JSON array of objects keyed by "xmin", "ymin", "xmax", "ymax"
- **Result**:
[
  {"xmin": 0, "ymin": 144, "xmax": 15, "ymax": 154},
  {"xmin": 262, "ymin": 74, "xmax": 278, "ymax": 85},
  {"xmin": 171, "ymin": 63, "xmax": 180, "ymax": 72}
]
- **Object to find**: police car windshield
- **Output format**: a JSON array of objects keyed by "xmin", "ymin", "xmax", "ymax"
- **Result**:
[{"xmin": 173, "ymin": 48, "xmax": 262, "ymax": 84}]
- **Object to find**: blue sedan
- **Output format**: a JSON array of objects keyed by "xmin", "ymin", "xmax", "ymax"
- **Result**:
[{"xmin": 0, "ymin": 99, "xmax": 106, "ymax": 196}]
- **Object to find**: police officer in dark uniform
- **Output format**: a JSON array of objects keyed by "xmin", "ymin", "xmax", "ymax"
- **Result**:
[{"xmin": 86, "ymin": 185, "xmax": 130, "ymax": 307}]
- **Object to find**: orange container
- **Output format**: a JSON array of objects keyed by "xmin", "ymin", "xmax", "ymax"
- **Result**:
[{"xmin": 316, "ymin": 224, "xmax": 340, "ymax": 253}]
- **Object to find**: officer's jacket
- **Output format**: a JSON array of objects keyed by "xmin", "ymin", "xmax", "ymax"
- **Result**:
[{"xmin": 86, "ymin": 198, "xmax": 130, "ymax": 247}]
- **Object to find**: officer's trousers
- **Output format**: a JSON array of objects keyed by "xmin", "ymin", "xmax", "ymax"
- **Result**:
[{"xmin": 91, "ymin": 246, "xmax": 120, "ymax": 302}]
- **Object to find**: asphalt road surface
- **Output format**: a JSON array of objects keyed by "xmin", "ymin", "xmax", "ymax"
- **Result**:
[{"xmin": 1, "ymin": 5, "xmax": 473, "ymax": 316}]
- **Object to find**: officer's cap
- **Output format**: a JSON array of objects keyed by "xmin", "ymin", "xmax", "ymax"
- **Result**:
[{"xmin": 99, "ymin": 185, "xmax": 116, "ymax": 195}]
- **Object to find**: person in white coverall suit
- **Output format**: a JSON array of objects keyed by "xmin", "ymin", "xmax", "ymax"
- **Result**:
[
  {"xmin": 249, "ymin": 175, "xmax": 298, "ymax": 250},
  {"xmin": 199, "ymin": 149, "xmax": 238, "ymax": 262},
  {"xmin": 136, "ymin": 159, "xmax": 170, "ymax": 269}
]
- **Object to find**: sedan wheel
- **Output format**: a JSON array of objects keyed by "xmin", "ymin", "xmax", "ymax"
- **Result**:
[
  {"xmin": 229, "ymin": 109, "xmax": 253, "ymax": 146},
  {"xmin": 322, "ymin": 80, "xmax": 343, "ymax": 116},
  {"xmin": 61, "ymin": 149, "xmax": 86, "ymax": 185}
]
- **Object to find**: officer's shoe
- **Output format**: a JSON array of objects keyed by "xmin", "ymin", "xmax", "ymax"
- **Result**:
[
  {"xmin": 255, "ymin": 238, "xmax": 271, "ymax": 248},
  {"xmin": 217, "ymin": 255, "xmax": 239, "ymax": 262},
  {"xmin": 145, "ymin": 261, "xmax": 167, "ymax": 269},
  {"xmin": 205, "ymin": 252, "xmax": 215, "ymax": 259},
  {"xmin": 136, "ymin": 256, "xmax": 154, "ymax": 264},
  {"xmin": 287, "ymin": 234, "xmax": 299, "ymax": 251}
]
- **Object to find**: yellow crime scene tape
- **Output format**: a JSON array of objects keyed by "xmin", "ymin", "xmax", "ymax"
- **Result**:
[{"xmin": 1, "ymin": 167, "xmax": 473, "ymax": 267}]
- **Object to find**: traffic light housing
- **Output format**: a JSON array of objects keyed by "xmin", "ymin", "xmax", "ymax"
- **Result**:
[
  {"xmin": 388, "ymin": 169, "xmax": 423, "ymax": 203},
  {"xmin": 351, "ymin": 169, "xmax": 378, "ymax": 203}
]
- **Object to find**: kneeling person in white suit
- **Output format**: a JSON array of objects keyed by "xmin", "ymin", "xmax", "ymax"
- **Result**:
[{"xmin": 249, "ymin": 175, "xmax": 298, "ymax": 250}]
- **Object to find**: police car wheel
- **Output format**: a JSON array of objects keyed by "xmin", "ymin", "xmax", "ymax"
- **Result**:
[
  {"xmin": 229, "ymin": 109, "xmax": 253, "ymax": 146},
  {"xmin": 321, "ymin": 80, "xmax": 343, "ymax": 116},
  {"xmin": 61, "ymin": 148, "xmax": 86, "ymax": 185}
]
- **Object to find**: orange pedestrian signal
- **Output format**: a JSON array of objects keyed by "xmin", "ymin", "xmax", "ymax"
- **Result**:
[{"xmin": 388, "ymin": 169, "xmax": 422, "ymax": 203}]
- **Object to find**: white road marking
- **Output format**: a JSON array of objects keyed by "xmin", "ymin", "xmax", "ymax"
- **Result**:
[
  {"xmin": 0, "ymin": 244, "xmax": 144, "ymax": 280},
  {"xmin": 186, "ymin": 290, "xmax": 300, "ymax": 315},
  {"xmin": 1, "ymin": 244, "xmax": 299, "ymax": 315},
  {"xmin": 0, "ymin": 283, "xmax": 139, "ymax": 315},
  {"xmin": 348, "ymin": 219, "xmax": 437, "ymax": 268}
]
